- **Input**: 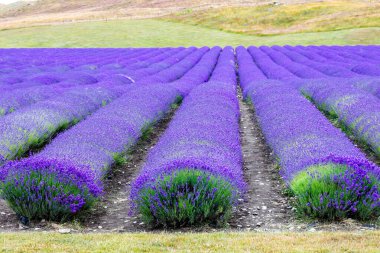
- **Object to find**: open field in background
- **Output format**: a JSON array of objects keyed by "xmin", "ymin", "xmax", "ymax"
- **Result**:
[
  {"xmin": 1, "ymin": 232, "xmax": 380, "ymax": 253},
  {"xmin": 162, "ymin": 0, "xmax": 380, "ymax": 35},
  {"xmin": 0, "ymin": 0, "xmax": 379, "ymax": 47},
  {"xmin": 0, "ymin": 20, "xmax": 379, "ymax": 47},
  {"xmin": 0, "ymin": 0, "xmax": 336, "ymax": 30},
  {"xmin": 0, "ymin": 1, "xmax": 379, "ymax": 253}
]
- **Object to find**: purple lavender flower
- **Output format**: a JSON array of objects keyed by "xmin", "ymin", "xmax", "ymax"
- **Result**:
[
  {"xmin": 300, "ymin": 81, "xmax": 380, "ymax": 157},
  {"xmin": 131, "ymin": 48, "xmax": 245, "ymax": 227},
  {"xmin": 237, "ymin": 46, "xmax": 380, "ymax": 219},
  {"xmin": 0, "ymin": 47, "xmax": 221, "ymax": 221}
]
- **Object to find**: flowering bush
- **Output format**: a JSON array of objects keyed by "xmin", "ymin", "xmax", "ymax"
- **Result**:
[
  {"xmin": 132, "ymin": 48, "xmax": 245, "ymax": 227},
  {"xmin": 292, "ymin": 156, "xmax": 380, "ymax": 220},
  {"xmin": 0, "ymin": 47, "xmax": 220, "ymax": 221},
  {"xmin": 0, "ymin": 158, "xmax": 102, "ymax": 221},
  {"xmin": 136, "ymin": 169, "xmax": 235, "ymax": 227},
  {"xmin": 237, "ymin": 46, "xmax": 380, "ymax": 220}
]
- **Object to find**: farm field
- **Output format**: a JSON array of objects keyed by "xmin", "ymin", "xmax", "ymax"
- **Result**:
[
  {"xmin": 0, "ymin": 45, "xmax": 379, "ymax": 238},
  {"xmin": 0, "ymin": 0, "xmax": 379, "ymax": 47},
  {"xmin": 162, "ymin": 0, "xmax": 380, "ymax": 35},
  {"xmin": 0, "ymin": 20, "xmax": 379, "ymax": 47},
  {"xmin": 0, "ymin": 1, "xmax": 380, "ymax": 252}
]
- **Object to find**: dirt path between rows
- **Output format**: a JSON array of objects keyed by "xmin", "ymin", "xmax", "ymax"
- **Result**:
[
  {"xmin": 229, "ymin": 89, "xmax": 296, "ymax": 231},
  {"xmin": 80, "ymin": 107, "xmax": 179, "ymax": 232},
  {"xmin": 81, "ymin": 89, "xmax": 300, "ymax": 232},
  {"xmin": 0, "ymin": 88, "xmax": 378, "ymax": 233},
  {"xmin": 0, "ymin": 88, "xmax": 298, "ymax": 232}
]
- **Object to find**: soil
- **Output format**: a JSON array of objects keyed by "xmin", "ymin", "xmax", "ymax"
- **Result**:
[
  {"xmin": 228, "ymin": 90, "xmax": 296, "ymax": 231},
  {"xmin": 0, "ymin": 89, "xmax": 378, "ymax": 233},
  {"xmin": 79, "ymin": 107, "xmax": 180, "ymax": 233}
]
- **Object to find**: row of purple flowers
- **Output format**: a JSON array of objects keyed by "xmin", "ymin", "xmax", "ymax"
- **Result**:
[
  {"xmin": 0, "ymin": 48, "xmax": 208, "ymax": 164},
  {"xmin": 256, "ymin": 46, "xmax": 380, "ymax": 159},
  {"xmin": 0, "ymin": 48, "xmax": 189, "ymax": 116},
  {"xmin": 237, "ymin": 46, "xmax": 380, "ymax": 219},
  {"xmin": 130, "ymin": 47, "xmax": 246, "ymax": 226},
  {"xmin": 0, "ymin": 47, "xmax": 222, "ymax": 220}
]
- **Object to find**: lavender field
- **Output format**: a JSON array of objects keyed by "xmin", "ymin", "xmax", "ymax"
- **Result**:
[{"xmin": 0, "ymin": 46, "xmax": 379, "ymax": 231}]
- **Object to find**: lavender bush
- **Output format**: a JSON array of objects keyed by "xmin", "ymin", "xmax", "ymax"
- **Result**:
[
  {"xmin": 131, "ymin": 48, "xmax": 245, "ymax": 227},
  {"xmin": 300, "ymin": 82, "xmax": 380, "ymax": 157},
  {"xmin": 291, "ymin": 155, "xmax": 380, "ymax": 220},
  {"xmin": 0, "ymin": 84, "xmax": 126, "ymax": 163},
  {"xmin": 276, "ymin": 46, "xmax": 360, "ymax": 78},
  {"xmin": 0, "ymin": 47, "xmax": 220, "ymax": 221},
  {"xmin": 237, "ymin": 50, "xmax": 380, "ymax": 220},
  {"xmin": 0, "ymin": 46, "xmax": 379, "ymax": 225},
  {"xmin": 0, "ymin": 48, "xmax": 168, "ymax": 103},
  {"xmin": 0, "ymin": 48, "xmax": 205, "ymax": 163},
  {"xmin": 0, "ymin": 158, "xmax": 102, "ymax": 221}
]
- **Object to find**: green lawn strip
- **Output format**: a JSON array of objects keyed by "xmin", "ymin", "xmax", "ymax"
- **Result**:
[
  {"xmin": 0, "ymin": 231, "xmax": 379, "ymax": 253},
  {"xmin": 0, "ymin": 19, "xmax": 379, "ymax": 47}
]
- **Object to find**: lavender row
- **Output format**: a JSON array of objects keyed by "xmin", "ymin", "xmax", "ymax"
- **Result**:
[
  {"xmin": 300, "ymin": 81, "xmax": 380, "ymax": 157},
  {"xmin": 237, "ymin": 49, "xmax": 363, "ymax": 178},
  {"xmin": 130, "ymin": 47, "xmax": 245, "ymax": 227},
  {"xmin": 237, "ymin": 47, "xmax": 380, "ymax": 219},
  {"xmin": 273, "ymin": 46, "xmax": 360, "ymax": 78},
  {"xmin": 0, "ymin": 47, "xmax": 221, "ymax": 220},
  {"xmin": 257, "ymin": 47, "xmax": 380, "ymax": 157},
  {"xmin": 37, "ymin": 47, "xmax": 220, "ymax": 173},
  {"xmin": 0, "ymin": 48, "xmax": 155, "ymax": 85},
  {"xmin": 0, "ymin": 48, "xmax": 190, "ymax": 115},
  {"xmin": 0, "ymin": 48, "xmax": 188, "ymax": 92},
  {"xmin": 0, "ymin": 48, "xmax": 207, "ymax": 164},
  {"xmin": 0, "ymin": 83, "xmax": 128, "ymax": 164}
]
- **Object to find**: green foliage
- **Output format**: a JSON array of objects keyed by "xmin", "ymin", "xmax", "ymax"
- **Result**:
[
  {"xmin": 136, "ymin": 170, "xmax": 235, "ymax": 228},
  {"xmin": 113, "ymin": 153, "xmax": 128, "ymax": 166},
  {"xmin": 1, "ymin": 171, "xmax": 95, "ymax": 222},
  {"xmin": 141, "ymin": 123, "xmax": 153, "ymax": 141},
  {"xmin": 171, "ymin": 96, "xmax": 183, "ymax": 109},
  {"xmin": 291, "ymin": 164, "xmax": 380, "ymax": 220}
]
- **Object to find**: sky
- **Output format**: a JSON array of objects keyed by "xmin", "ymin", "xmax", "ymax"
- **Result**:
[{"xmin": 0, "ymin": 0, "xmax": 34, "ymax": 4}]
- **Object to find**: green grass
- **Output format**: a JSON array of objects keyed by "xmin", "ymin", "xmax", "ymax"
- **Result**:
[
  {"xmin": 0, "ymin": 231, "xmax": 379, "ymax": 252},
  {"xmin": 137, "ymin": 169, "xmax": 235, "ymax": 228},
  {"xmin": 162, "ymin": 1, "xmax": 380, "ymax": 35},
  {"xmin": 291, "ymin": 164, "xmax": 380, "ymax": 220},
  {"xmin": 0, "ymin": 19, "xmax": 379, "ymax": 47}
]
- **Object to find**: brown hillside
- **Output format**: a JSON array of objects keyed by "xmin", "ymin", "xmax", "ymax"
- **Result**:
[{"xmin": 0, "ymin": 0, "xmax": 332, "ymax": 30}]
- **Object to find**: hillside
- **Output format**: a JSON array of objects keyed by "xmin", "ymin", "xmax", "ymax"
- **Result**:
[
  {"xmin": 0, "ymin": 0, "xmax": 378, "ymax": 47},
  {"xmin": 0, "ymin": 0, "xmax": 269, "ymax": 23},
  {"xmin": 0, "ymin": 1, "xmax": 34, "ymax": 15},
  {"xmin": 161, "ymin": 0, "xmax": 380, "ymax": 35},
  {"xmin": 0, "ymin": 0, "xmax": 360, "ymax": 31}
]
